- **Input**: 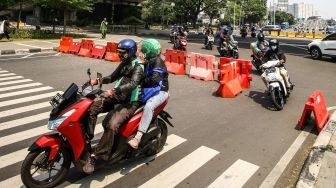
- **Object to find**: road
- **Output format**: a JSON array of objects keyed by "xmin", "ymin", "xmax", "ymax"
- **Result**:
[{"xmin": 0, "ymin": 36, "xmax": 335, "ymax": 188}]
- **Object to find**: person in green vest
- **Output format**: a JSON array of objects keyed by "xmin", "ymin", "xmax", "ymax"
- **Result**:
[
  {"xmin": 83, "ymin": 39, "xmax": 144, "ymax": 174},
  {"xmin": 100, "ymin": 18, "xmax": 108, "ymax": 39}
]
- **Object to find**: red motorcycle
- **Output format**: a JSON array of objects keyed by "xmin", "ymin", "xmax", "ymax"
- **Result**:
[
  {"xmin": 173, "ymin": 36, "xmax": 187, "ymax": 51},
  {"xmin": 20, "ymin": 69, "xmax": 173, "ymax": 188}
]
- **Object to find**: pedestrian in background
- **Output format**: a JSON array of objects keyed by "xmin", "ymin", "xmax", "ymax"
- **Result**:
[
  {"xmin": 0, "ymin": 16, "xmax": 14, "ymax": 41},
  {"xmin": 100, "ymin": 18, "xmax": 108, "ymax": 39}
]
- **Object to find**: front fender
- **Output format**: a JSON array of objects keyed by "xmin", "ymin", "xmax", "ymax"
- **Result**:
[{"xmin": 29, "ymin": 134, "xmax": 62, "ymax": 161}]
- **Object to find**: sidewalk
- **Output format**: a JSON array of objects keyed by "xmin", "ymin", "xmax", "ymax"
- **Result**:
[
  {"xmin": 296, "ymin": 111, "xmax": 336, "ymax": 188},
  {"xmin": 0, "ymin": 32, "xmax": 143, "ymax": 56}
]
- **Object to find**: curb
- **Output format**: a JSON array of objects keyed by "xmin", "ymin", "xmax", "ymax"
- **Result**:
[
  {"xmin": 0, "ymin": 47, "xmax": 57, "ymax": 56},
  {"xmin": 296, "ymin": 111, "xmax": 336, "ymax": 188}
]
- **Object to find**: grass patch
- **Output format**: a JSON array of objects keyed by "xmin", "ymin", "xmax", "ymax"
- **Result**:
[{"xmin": 8, "ymin": 29, "xmax": 87, "ymax": 40}]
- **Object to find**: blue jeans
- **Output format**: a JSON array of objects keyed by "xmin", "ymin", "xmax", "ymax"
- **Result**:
[{"xmin": 138, "ymin": 91, "xmax": 169, "ymax": 133}]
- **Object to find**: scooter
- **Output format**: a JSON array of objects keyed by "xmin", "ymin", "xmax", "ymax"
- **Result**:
[
  {"xmin": 240, "ymin": 28, "xmax": 247, "ymax": 38},
  {"xmin": 217, "ymin": 40, "xmax": 239, "ymax": 59},
  {"xmin": 205, "ymin": 34, "xmax": 214, "ymax": 50},
  {"xmin": 20, "ymin": 69, "xmax": 173, "ymax": 188},
  {"xmin": 173, "ymin": 36, "xmax": 187, "ymax": 51},
  {"xmin": 261, "ymin": 60, "xmax": 289, "ymax": 110},
  {"xmin": 170, "ymin": 31, "xmax": 177, "ymax": 43}
]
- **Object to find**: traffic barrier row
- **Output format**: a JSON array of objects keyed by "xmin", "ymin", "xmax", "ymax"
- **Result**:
[{"xmin": 267, "ymin": 31, "xmax": 327, "ymax": 39}]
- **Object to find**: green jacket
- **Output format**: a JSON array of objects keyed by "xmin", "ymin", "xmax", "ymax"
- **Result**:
[{"xmin": 100, "ymin": 21, "xmax": 108, "ymax": 30}]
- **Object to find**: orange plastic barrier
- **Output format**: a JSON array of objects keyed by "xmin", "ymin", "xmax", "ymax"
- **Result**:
[
  {"xmin": 189, "ymin": 53, "xmax": 217, "ymax": 81},
  {"xmin": 78, "ymin": 39, "xmax": 94, "ymax": 57},
  {"xmin": 58, "ymin": 36, "xmax": 73, "ymax": 53},
  {"xmin": 164, "ymin": 49, "xmax": 187, "ymax": 75},
  {"xmin": 216, "ymin": 61, "xmax": 243, "ymax": 98},
  {"xmin": 297, "ymin": 90, "xmax": 329, "ymax": 132},
  {"xmin": 105, "ymin": 42, "xmax": 120, "ymax": 62},
  {"xmin": 91, "ymin": 44, "xmax": 106, "ymax": 59},
  {"xmin": 236, "ymin": 59, "xmax": 253, "ymax": 89},
  {"xmin": 218, "ymin": 57, "xmax": 233, "ymax": 80},
  {"xmin": 68, "ymin": 42, "xmax": 81, "ymax": 54}
]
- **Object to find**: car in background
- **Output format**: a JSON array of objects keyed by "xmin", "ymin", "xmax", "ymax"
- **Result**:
[
  {"xmin": 307, "ymin": 33, "xmax": 336, "ymax": 60},
  {"xmin": 280, "ymin": 22, "xmax": 289, "ymax": 30},
  {"xmin": 326, "ymin": 26, "xmax": 336, "ymax": 34},
  {"xmin": 262, "ymin": 25, "xmax": 281, "ymax": 32}
]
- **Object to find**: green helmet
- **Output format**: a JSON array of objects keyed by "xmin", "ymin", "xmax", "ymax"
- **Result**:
[{"xmin": 141, "ymin": 39, "xmax": 161, "ymax": 59}]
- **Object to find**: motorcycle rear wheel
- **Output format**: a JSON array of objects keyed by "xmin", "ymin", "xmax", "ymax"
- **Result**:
[
  {"xmin": 145, "ymin": 119, "xmax": 168, "ymax": 156},
  {"xmin": 21, "ymin": 147, "xmax": 71, "ymax": 188},
  {"xmin": 271, "ymin": 88, "xmax": 284, "ymax": 111}
]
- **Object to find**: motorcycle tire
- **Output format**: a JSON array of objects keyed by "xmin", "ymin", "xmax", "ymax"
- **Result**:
[
  {"xmin": 21, "ymin": 147, "xmax": 71, "ymax": 188},
  {"xmin": 145, "ymin": 119, "xmax": 168, "ymax": 156},
  {"xmin": 271, "ymin": 87, "xmax": 285, "ymax": 111},
  {"xmin": 233, "ymin": 51, "xmax": 239, "ymax": 59}
]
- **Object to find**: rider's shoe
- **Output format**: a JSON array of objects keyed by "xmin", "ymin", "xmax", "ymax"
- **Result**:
[
  {"xmin": 83, "ymin": 156, "xmax": 96, "ymax": 174},
  {"xmin": 128, "ymin": 137, "xmax": 140, "ymax": 149}
]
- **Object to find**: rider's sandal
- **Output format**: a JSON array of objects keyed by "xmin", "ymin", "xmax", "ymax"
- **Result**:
[{"xmin": 128, "ymin": 137, "xmax": 140, "ymax": 149}]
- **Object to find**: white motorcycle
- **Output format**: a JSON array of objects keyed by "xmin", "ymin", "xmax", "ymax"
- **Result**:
[
  {"xmin": 205, "ymin": 35, "xmax": 214, "ymax": 50},
  {"xmin": 261, "ymin": 60, "xmax": 288, "ymax": 110}
]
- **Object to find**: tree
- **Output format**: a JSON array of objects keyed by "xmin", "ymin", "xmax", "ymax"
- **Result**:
[
  {"xmin": 33, "ymin": 0, "xmax": 94, "ymax": 34},
  {"xmin": 242, "ymin": 0, "xmax": 267, "ymax": 24},
  {"xmin": 275, "ymin": 10, "xmax": 294, "ymax": 25},
  {"xmin": 141, "ymin": 0, "xmax": 176, "ymax": 26}
]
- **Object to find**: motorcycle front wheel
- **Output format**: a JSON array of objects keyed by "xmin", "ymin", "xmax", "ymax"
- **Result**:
[
  {"xmin": 21, "ymin": 147, "xmax": 71, "ymax": 188},
  {"xmin": 233, "ymin": 50, "xmax": 239, "ymax": 59},
  {"xmin": 145, "ymin": 119, "xmax": 168, "ymax": 156},
  {"xmin": 271, "ymin": 87, "xmax": 284, "ymax": 111}
]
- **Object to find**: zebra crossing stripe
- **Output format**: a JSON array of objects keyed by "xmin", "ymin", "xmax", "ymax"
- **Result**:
[
  {"xmin": 0, "ymin": 91, "xmax": 59, "ymax": 107},
  {"xmin": 0, "ymin": 114, "xmax": 106, "ymax": 148},
  {"xmin": 138, "ymin": 146, "xmax": 219, "ymax": 188},
  {"xmin": 0, "ymin": 123, "xmax": 103, "ymax": 169},
  {"xmin": 66, "ymin": 134, "xmax": 187, "ymax": 188},
  {"xmin": 0, "ymin": 112, "xmax": 50, "ymax": 131},
  {"xmin": 0, "ymin": 82, "xmax": 42, "ymax": 92},
  {"xmin": 0, "ymin": 76, "xmax": 24, "ymax": 82},
  {"xmin": 0, "ymin": 79, "xmax": 32, "ymax": 86},
  {"xmin": 0, "ymin": 70, "xmax": 9, "ymax": 73},
  {"xmin": 0, "ymin": 86, "xmax": 53, "ymax": 99},
  {"xmin": 207, "ymin": 159, "xmax": 259, "ymax": 188},
  {"xmin": 0, "ymin": 73, "xmax": 16, "ymax": 77},
  {"xmin": 0, "ymin": 101, "xmax": 50, "ymax": 118}
]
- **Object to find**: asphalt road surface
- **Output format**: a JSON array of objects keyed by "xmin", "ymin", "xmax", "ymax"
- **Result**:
[{"xmin": 0, "ymin": 37, "xmax": 335, "ymax": 188}]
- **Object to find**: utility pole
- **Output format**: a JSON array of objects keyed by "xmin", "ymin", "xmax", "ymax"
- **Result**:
[
  {"xmin": 273, "ymin": 0, "xmax": 276, "ymax": 25},
  {"xmin": 234, "ymin": 2, "xmax": 236, "ymax": 30}
]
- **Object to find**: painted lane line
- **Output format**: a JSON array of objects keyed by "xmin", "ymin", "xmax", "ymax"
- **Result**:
[
  {"xmin": 0, "ymin": 73, "xmax": 15, "ymax": 77},
  {"xmin": 0, "ymin": 86, "xmax": 53, "ymax": 99},
  {"xmin": 0, "ymin": 114, "xmax": 106, "ymax": 148},
  {"xmin": 13, "ymin": 42, "xmax": 42, "ymax": 48},
  {"xmin": 0, "ymin": 112, "xmax": 50, "ymax": 131},
  {"xmin": 0, "ymin": 79, "xmax": 32, "ymax": 86},
  {"xmin": 0, "ymin": 70, "xmax": 9, "ymax": 73},
  {"xmin": 0, "ymin": 76, "xmax": 23, "ymax": 82},
  {"xmin": 139, "ymin": 146, "xmax": 219, "ymax": 188},
  {"xmin": 0, "ymin": 123, "xmax": 103, "ymax": 169},
  {"xmin": 207, "ymin": 159, "xmax": 259, "ymax": 188},
  {"xmin": 22, "ymin": 54, "xmax": 33, "ymax": 58},
  {"xmin": 66, "ymin": 134, "xmax": 187, "ymax": 188},
  {"xmin": 0, "ymin": 101, "xmax": 50, "ymax": 118},
  {"xmin": 0, "ymin": 91, "xmax": 58, "ymax": 107},
  {"xmin": 259, "ymin": 125, "xmax": 313, "ymax": 188},
  {"xmin": 0, "ymin": 82, "xmax": 42, "ymax": 92}
]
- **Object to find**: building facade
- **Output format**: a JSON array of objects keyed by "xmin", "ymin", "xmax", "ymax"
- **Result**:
[
  {"xmin": 288, "ymin": 3, "xmax": 314, "ymax": 20},
  {"xmin": 277, "ymin": 0, "xmax": 288, "ymax": 12}
]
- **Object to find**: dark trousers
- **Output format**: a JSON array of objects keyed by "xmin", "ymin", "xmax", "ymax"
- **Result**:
[
  {"xmin": 0, "ymin": 31, "xmax": 10, "ymax": 40},
  {"xmin": 89, "ymin": 96, "xmax": 139, "ymax": 161}
]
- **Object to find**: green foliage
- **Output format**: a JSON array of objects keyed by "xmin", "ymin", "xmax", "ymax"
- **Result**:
[
  {"xmin": 274, "ymin": 10, "xmax": 295, "ymax": 25},
  {"xmin": 119, "ymin": 16, "xmax": 144, "ymax": 25},
  {"xmin": 0, "ymin": 0, "xmax": 15, "ymax": 10},
  {"xmin": 9, "ymin": 29, "xmax": 86, "ymax": 39},
  {"xmin": 222, "ymin": 1, "xmax": 242, "ymax": 24},
  {"xmin": 141, "ymin": 0, "xmax": 176, "ymax": 24},
  {"xmin": 242, "ymin": 0, "xmax": 267, "ymax": 24},
  {"xmin": 33, "ymin": 0, "xmax": 93, "ymax": 11}
]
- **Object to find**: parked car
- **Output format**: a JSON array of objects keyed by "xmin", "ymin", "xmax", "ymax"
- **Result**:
[
  {"xmin": 326, "ymin": 26, "xmax": 336, "ymax": 34},
  {"xmin": 307, "ymin": 33, "xmax": 336, "ymax": 60},
  {"xmin": 262, "ymin": 25, "xmax": 281, "ymax": 32}
]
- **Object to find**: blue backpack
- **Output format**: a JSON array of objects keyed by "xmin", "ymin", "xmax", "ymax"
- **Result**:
[{"xmin": 141, "ymin": 68, "xmax": 165, "ymax": 103}]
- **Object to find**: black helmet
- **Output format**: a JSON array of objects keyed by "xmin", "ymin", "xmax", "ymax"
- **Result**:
[
  {"xmin": 257, "ymin": 33, "xmax": 265, "ymax": 41},
  {"xmin": 269, "ymin": 39, "xmax": 279, "ymax": 51}
]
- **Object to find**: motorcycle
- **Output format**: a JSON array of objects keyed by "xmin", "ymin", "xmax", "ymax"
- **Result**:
[
  {"xmin": 205, "ymin": 34, "xmax": 214, "ymax": 50},
  {"xmin": 251, "ymin": 31, "xmax": 256, "ymax": 38},
  {"xmin": 20, "ymin": 69, "xmax": 173, "ymax": 188},
  {"xmin": 173, "ymin": 36, "xmax": 187, "ymax": 51},
  {"xmin": 261, "ymin": 60, "xmax": 289, "ymax": 110},
  {"xmin": 240, "ymin": 28, "xmax": 247, "ymax": 38},
  {"xmin": 170, "ymin": 31, "xmax": 177, "ymax": 43},
  {"xmin": 217, "ymin": 40, "xmax": 239, "ymax": 59}
]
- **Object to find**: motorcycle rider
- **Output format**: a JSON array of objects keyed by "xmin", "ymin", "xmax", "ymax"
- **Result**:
[
  {"xmin": 83, "ymin": 39, "xmax": 144, "ymax": 174},
  {"xmin": 253, "ymin": 33, "xmax": 269, "ymax": 58},
  {"xmin": 128, "ymin": 39, "xmax": 169, "ymax": 149},
  {"xmin": 174, "ymin": 26, "xmax": 187, "ymax": 49},
  {"xmin": 204, "ymin": 26, "xmax": 214, "ymax": 46},
  {"xmin": 261, "ymin": 39, "xmax": 294, "ymax": 92},
  {"xmin": 220, "ymin": 27, "xmax": 235, "ymax": 52}
]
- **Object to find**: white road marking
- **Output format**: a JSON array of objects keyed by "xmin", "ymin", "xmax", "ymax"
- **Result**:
[
  {"xmin": 0, "ymin": 82, "xmax": 42, "ymax": 92},
  {"xmin": 0, "ymin": 76, "xmax": 23, "ymax": 82},
  {"xmin": 208, "ymin": 159, "xmax": 259, "ymax": 188},
  {"xmin": 0, "ymin": 101, "xmax": 50, "ymax": 118},
  {"xmin": 139, "ymin": 146, "xmax": 219, "ymax": 188},
  {"xmin": 0, "ymin": 73, "xmax": 16, "ymax": 77},
  {"xmin": 54, "ymin": 52, "xmax": 62, "ymax": 56},
  {"xmin": 13, "ymin": 42, "xmax": 42, "ymax": 49},
  {"xmin": 0, "ymin": 91, "xmax": 58, "ymax": 107},
  {"xmin": 0, "ymin": 86, "xmax": 53, "ymax": 99},
  {"xmin": 22, "ymin": 54, "xmax": 33, "ymax": 58},
  {"xmin": 0, "ymin": 114, "xmax": 106, "ymax": 148},
  {"xmin": 0, "ymin": 112, "xmax": 50, "ymax": 131},
  {"xmin": 0, "ymin": 79, "xmax": 32, "ymax": 86},
  {"xmin": 67, "ymin": 134, "xmax": 187, "ymax": 188},
  {"xmin": 327, "ymin": 106, "xmax": 336, "ymax": 111},
  {"xmin": 0, "ymin": 70, "xmax": 9, "ymax": 73},
  {"xmin": 259, "ymin": 125, "xmax": 313, "ymax": 188}
]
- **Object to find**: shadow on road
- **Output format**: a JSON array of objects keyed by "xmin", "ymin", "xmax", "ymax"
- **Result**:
[
  {"xmin": 247, "ymin": 90, "xmax": 279, "ymax": 111},
  {"xmin": 303, "ymin": 55, "xmax": 336, "ymax": 64}
]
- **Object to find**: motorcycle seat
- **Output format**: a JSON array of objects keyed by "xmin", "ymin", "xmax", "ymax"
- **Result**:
[{"xmin": 133, "ymin": 105, "xmax": 145, "ymax": 116}]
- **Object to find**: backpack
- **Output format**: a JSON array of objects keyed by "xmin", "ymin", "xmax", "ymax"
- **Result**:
[{"xmin": 141, "ymin": 67, "xmax": 165, "ymax": 103}]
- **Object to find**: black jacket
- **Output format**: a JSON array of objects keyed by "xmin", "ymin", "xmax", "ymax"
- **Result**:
[
  {"xmin": 143, "ymin": 57, "xmax": 169, "ymax": 92},
  {"xmin": 102, "ymin": 57, "xmax": 144, "ymax": 102},
  {"xmin": 263, "ymin": 49, "xmax": 286, "ymax": 63}
]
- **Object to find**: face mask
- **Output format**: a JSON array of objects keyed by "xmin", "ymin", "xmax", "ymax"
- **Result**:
[{"xmin": 271, "ymin": 46, "xmax": 277, "ymax": 51}]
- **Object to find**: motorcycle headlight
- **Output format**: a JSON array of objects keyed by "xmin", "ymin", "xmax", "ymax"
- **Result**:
[{"xmin": 47, "ymin": 109, "xmax": 77, "ymax": 130}]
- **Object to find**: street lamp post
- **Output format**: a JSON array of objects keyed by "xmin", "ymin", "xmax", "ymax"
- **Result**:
[{"xmin": 273, "ymin": 0, "xmax": 276, "ymax": 25}]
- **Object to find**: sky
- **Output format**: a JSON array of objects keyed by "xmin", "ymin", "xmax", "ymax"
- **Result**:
[{"xmin": 267, "ymin": 0, "xmax": 336, "ymax": 19}]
